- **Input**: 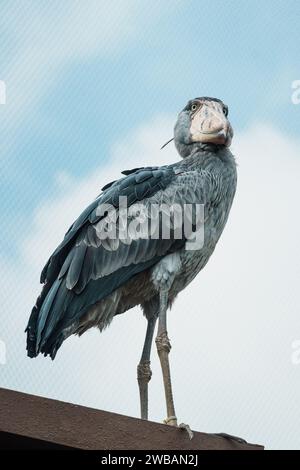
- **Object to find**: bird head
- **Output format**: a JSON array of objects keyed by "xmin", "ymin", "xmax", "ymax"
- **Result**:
[{"xmin": 172, "ymin": 97, "xmax": 233, "ymax": 158}]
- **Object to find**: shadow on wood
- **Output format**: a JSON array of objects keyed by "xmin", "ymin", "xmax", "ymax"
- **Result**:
[{"xmin": 0, "ymin": 388, "xmax": 263, "ymax": 450}]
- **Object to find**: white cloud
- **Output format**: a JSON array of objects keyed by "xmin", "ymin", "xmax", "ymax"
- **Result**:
[
  {"xmin": 0, "ymin": 1, "xmax": 176, "ymax": 156},
  {"xmin": 1, "ymin": 117, "xmax": 300, "ymax": 449},
  {"xmin": 21, "ymin": 115, "xmax": 174, "ymax": 269}
]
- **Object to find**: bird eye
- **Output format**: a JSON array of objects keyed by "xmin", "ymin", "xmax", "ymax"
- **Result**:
[
  {"xmin": 223, "ymin": 105, "xmax": 228, "ymax": 116},
  {"xmin": 191, "ymin": 103, "xmax": 198, "ymax": 112}
]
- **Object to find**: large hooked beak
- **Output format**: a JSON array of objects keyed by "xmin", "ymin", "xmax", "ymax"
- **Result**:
[{"xmin": 190, "ymin": 102, "xmax": 233, "ymax": 147}]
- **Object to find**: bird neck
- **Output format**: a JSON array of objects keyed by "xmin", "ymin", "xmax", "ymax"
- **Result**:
[
  {"xmin": 177, "ymin": 144, "xmax": 235, "ymax": 172},
  {"xmin": 175, "ymin": 139, "xmax": 224, "ymax": 159}
]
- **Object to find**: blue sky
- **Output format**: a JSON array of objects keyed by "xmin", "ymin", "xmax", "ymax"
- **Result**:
[
  {"xmin": 1, "ymin": 0, "xmax": 300, "ymax": 258},
  {"xmin": 1, "ymin": 1, "xmax": 300, "ymax": 449}
]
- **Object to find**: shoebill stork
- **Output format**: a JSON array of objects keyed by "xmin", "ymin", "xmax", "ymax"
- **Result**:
[{"xmin": 26, "ymin": 97, "xmax": 236, "ymax": 436}]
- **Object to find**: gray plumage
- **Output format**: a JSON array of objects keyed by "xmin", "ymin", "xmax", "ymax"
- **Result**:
[{"xmin": 26, "ymin": 97, "xmax": 237, "ymax": 365}]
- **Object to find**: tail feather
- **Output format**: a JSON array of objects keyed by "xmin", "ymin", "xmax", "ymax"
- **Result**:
[
  {"xmin": 25, "ymin": 282, "xmax": 52, "ymax": 358},
  {"xmin": 27, "ymin": 256, "xmax": 163, "ymax": 359},
  {"xmin": 26, "ymin": 277, "xmax": 76, "ymax": 359},
  {"xmin": 35, "ymin": 279, "xmax": 62, "ymax": 352},
  {"xmin": 41, "ymin": 330, "xmax": 65, "ymax": 360}
]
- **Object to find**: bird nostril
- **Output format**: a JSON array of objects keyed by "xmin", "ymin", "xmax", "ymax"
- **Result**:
[
  {"xmin": 218, "ymin": 128, "xmax": 227, "ymax": 138},
  {"xmin": 201, "ymin": 122, "xmax": 224, "ymax": 134}
]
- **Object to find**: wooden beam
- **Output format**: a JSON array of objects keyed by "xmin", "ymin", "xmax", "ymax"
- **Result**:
[{"xmin": 0, "ymin": 388, "xmax": 263, "ymax": 450}]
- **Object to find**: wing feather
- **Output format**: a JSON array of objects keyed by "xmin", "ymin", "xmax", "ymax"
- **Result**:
[{"xmin": 28, "ymin": 165, "xmax": 215, "ymax": 357}]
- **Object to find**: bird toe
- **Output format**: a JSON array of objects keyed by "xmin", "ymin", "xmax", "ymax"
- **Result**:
[{"xmin": 179, "ymin": 422, "xmax": 194, "ymax": 440}]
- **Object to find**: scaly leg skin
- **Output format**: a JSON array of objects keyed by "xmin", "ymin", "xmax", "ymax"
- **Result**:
[
  {"xmin": 137, "ymin": 316, "xmax": 157, "ymax": 420},
  {"xmin": 137, "ymin": 360, "xmax": 152, "ymax": 420},
  {"xmin": 155, "ymin": 292, "xmax": 194, "ymax": 440}
]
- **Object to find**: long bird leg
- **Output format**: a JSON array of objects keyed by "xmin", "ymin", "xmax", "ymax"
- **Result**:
[
  {"xmin": 155, "ymin": 290, "xmax": 177, "ymax": 425},
  {"xmin": 155, "ymin": 290, "xmax": 193, "ymax": 439},
  {"xmin": 137, "ymin": 316, "xmax": 157, "ymax": 420}
]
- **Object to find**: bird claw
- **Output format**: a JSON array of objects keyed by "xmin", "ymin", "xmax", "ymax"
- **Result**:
[
  {"xmin": 179, "ymin": 422, "xmax": 194, "ymax": 440},
  {"xmin": 214, "ymin": 432, "xmax": 247, "ymax": 444},
  {"xmin": 163, "ymin": 416, "xmax": 193, "ymax": 439}
]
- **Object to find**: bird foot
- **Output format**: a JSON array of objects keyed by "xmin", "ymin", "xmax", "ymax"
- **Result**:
[
  {"xmin": 179, "ymin": 422, "xmax": 194, "ymax": 440},
  {"xmin": 214, "ymin": 432, "xmax": 247, "ymax": 444},
  {"xmin": 163, "ymin": 416, "xmax": 194, "ymax": 440}
]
